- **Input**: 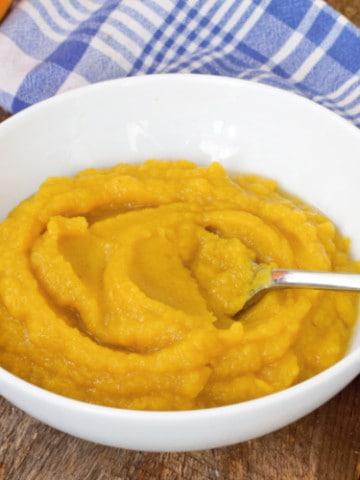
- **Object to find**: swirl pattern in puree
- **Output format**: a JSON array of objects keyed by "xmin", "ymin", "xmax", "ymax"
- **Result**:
[{"xmin": 0, "ymin": 161, "xmax": 358, "ymax": 410}]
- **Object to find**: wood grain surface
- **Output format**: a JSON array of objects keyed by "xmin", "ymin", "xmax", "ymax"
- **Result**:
[{"xmin": 0, "ymin": 2, "xmax": 360, "ymax": 479}]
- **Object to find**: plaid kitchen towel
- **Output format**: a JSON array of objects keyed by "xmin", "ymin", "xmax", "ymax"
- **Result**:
[{"xmin": 1, "ymin": 0, "xmax": 360, "ymax": 126}]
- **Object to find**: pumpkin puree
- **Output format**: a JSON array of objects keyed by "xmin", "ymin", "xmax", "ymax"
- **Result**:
[{"xmin": 0, "ymin": 161, "xmax": 358, "ymax": 410}]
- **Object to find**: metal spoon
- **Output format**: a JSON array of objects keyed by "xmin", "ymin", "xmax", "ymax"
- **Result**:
[{"xmin": 242, "ymin": 268, "xmax": 360, "ymax": 311}]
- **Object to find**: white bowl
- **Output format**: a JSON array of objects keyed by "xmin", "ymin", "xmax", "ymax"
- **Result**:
[{"xmin": 0, "ymin": 74, "xmax": 359, "ymax": 452}]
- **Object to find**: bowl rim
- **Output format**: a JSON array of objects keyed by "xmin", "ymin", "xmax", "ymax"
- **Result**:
[{"xmin": 1, "ymin": 73, "xmax": 360, "ymax": 136}]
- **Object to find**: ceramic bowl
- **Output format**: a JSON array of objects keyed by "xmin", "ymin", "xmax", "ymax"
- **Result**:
[{"xmin": 0, "ymin": 74, "xmax": 359, "ymax": 452}]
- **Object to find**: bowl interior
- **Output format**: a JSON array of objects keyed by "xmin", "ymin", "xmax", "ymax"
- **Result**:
[{"xmin": 1, "ymin": 74, "xmax": 360, "ymax": 356}]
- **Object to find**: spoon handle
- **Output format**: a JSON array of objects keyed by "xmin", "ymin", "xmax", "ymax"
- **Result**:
[{"xmin": 272, "ymin": 269, "xmax": 360, "ymax": 291}]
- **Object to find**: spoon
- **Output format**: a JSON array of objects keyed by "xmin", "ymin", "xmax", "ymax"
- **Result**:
[{"xmin": 242, "ymin": 268, "xmax": 360, "ymax": 311}]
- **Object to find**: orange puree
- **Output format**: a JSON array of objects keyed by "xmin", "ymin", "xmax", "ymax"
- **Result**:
[{"xmin": 0, "ymin": 161, "xmax": 358, "ymax": 410}]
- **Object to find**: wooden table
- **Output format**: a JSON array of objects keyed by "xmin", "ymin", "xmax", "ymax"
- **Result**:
[{"xmin": 0, "ymin": 2, "xmax": 360, "ymax": 478}]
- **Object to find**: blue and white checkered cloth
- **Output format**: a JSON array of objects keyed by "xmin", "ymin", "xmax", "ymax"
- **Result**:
[{"xmin": 1, "ymin": 0, "xmax": 360, "ymax": 126}]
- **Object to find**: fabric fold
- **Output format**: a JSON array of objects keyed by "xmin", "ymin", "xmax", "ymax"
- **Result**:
[{"xmin": 0, "ymin": 0, "xmax": 360, "ymax": 127}]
